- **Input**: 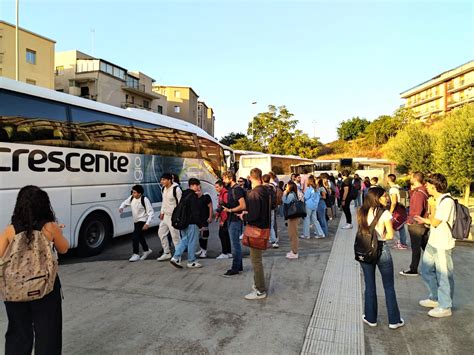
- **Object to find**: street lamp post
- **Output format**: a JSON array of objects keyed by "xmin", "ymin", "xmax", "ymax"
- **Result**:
[
  {"xmin": 251, "ymin": 101, "xmax": 257, "ymax": 142},
  {"xmin": 15, "ymin": 0, "xmax": 19, "ymax": 81}
]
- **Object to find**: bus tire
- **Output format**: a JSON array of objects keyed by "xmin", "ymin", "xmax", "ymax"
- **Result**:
[{"xmin": 77, "ymin": 212, "xmax": 112, "ymax": 257}]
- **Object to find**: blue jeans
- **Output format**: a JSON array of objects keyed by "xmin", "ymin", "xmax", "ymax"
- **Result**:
[
  {"xmin": 173, "ymin": 224, "xmax": 199, "ymax": 262},
  {"xmin": 303, "ymin": 207, "xmax": 324, "ymax": 237},
  {"xmin": 355, "ymin": 190, "xmax": 362, "ymax": 207},
  {"xmin": 421, "ymin": 244, "xmax": 454, "ymax": 309},
  {"xmin": 360, "ymin": 243, "xmax": 402, "ymax": 325},
  {"xmin": 398, "ymin": 225, "xmax": 408, "ymax": 245},
  {"xmin": 317, "ymin": 201, "xmax": 328, "ymax": 236},
  {"xmin": 269, "ymin": 210, "xmax": 277, "ymax": 243},
  {"xmin": 228, "ymin": 220, "xmax": 243, "ymax": 272}
]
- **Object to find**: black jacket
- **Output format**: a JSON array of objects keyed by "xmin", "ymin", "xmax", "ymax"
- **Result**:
[
  {"xmin": 181, "ymin": 189, "xmax": 202, "ymax": 228},
  {"xmin": 245, "ymin": 185, "xmax": 271, "ymax": 229}
]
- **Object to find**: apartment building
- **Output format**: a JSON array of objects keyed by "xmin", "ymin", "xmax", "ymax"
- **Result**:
[
  {"xmin": 198, "ymin": 101, "xmax": 209, "ymax": 133},
  {"xmin": 55, "ymin": 50, "xmax": 167, "ymax": 114},
  {"xmin": 153, "ymin": 85, "xmax": 199, "ymax": 125},
  {"xmin": 400, "ymin": 60, "xmax": 474, "ymax": 119},
  {"xmin": 207, "ymin": 107, "xmax": 215, "ymax": 137},
  {"xmin": 0, "ymin": 20, "xmax": 55, "ymax": 89}
]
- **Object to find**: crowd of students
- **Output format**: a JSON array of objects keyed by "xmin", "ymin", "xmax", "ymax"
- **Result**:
[
  {"xmin": 356, "ymin": 171, "xmax": 457, "ymax": 332},
  {"xmin": 0, "ymin": 168, "xmax": 461, "ymax": 353}
]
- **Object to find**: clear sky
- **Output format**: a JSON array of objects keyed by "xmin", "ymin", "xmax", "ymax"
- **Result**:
[{"xmin": 1, "ymin": 0, "xmax": 472, "ymax": 143}]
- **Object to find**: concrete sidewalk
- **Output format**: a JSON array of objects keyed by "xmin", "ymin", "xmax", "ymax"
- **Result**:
[
  {"xmin": 0, "ymin": 215, "xmax": 339, "ymax": 354},
  {"xmin": 364, "ymin": 237, "xmax": 474, "ymax": 354}
]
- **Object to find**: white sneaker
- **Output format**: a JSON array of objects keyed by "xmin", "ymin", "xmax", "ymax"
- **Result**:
[
  {"xmin": 216, "ymin": 253, "xmax": 229, "ymax": 260},
  {"xmin": 272, "ymin": 242, "xmax": 279, "ymax": 249},
  {"xmin": 389, "ymin": 318, "xmax": 405, "ymax": 329},
  {"xmin": 227, "ymin": 253, "xmax": 233, "ymax": 258},
  {"xmin": 170, "ymin": 257, "xmax": 183, "ymax": 269},
  {"xmin": 198, "ymin": 250, "xmax": 207, "ymax": 258},
  {"xmin": 157, "ymin": 253, "xmax": 172, "ymax": 261},
  {"xmin": 341, "ymin": 224, "xmax": 353, "ymax": 229},
  {"xmin": 195, "ymin": 248, "xmax": 203, "ymax": 256},
  {"xmin": 140, "ymin": 249, "xmax": 152, "ymax": 260},
  {"xmin": 187, "ymin": 261, "xmax": 203, "ymax": 268},
  {"xmin": 244, "ymin": 289, "xmax": 267, "ymax": 300},
  {"xmin": 239, "ymin": 234, "xmax": 243, "ymax": 240},
  {"xmin": 362, "ymin": 315, "xmax": 377, "ymax": 327},
  {"xmin": 419, "ymin": 299, "xmax": 439, "ymax": 308},
  {"xmin": 286, "ymin": 251, "xmax": 299, "ymax": 259},
  {"xmin": 128, "ymin": 253, "xmax": 140, "ymax": 262},
  {"xmin": 299, "ymin": 235, "xmax": 309, "ymax": 239},
  {"xmin": 314, "ymin": 235, "xmax": 325, "ymax": 239},
  {"xmin": 428, "ymin": 307, "xmax": 452, "ymax": 318}
]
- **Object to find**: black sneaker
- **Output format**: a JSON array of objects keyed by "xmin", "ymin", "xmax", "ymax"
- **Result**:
[
  {"xmin": 399, "ymin": 269, "xmax": 418, "ymax": 276},
  {"xmin": 222, "ymin": 269, "xmax": 240, "ymax": 277}
]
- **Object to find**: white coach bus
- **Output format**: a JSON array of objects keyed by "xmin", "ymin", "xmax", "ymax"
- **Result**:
[{"xmin": 0, "ymin": 77, "xmax": 230, "ymax": 256}]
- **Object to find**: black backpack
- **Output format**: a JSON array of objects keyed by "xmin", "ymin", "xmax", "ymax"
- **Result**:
[
  {"xmin": 161, "ymin": 185, "xmax": 180, "ymax": 205},
  {"xmin": 440, "ymin": 196, "xmax": 472, "ymax": 240},
  {"xmin": 354, "ymin": 208, "xmax": 385, "ymax": 264},
  {"xmin": 171, "ymin": 192, "xmax": 192, "ymax": 230}
]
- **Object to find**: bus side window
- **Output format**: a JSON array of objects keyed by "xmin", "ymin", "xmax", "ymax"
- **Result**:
[
  {"xmin": 131, "ymin": 120, "xmax": 177, "ymax": 157},
  {"xmin": 70, "ymin": 107, "xmax": 134, "ymax": 153},
  {"xmin": 0, "ymin": 90, "xmax": 69, "ymax": 146}
]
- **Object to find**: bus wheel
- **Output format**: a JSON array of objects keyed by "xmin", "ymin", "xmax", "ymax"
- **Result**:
[{"xmin": 77, "ymin": 213, "xmax": 112, "ymax": 256}]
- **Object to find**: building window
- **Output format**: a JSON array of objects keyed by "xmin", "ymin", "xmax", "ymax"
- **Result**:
[
  {"xmin": 157, "ymin": 105, "xmax": 163, "ymax": 114},
  {"xmin": 56, "ymin": 65, "xmax": 64, "ymax": 75},
  {"xmin": 174, "ymin": 90, "xmax": 181, "ymax": 98},
  {"xmin": 143, "ymin": 100, "xmax": 150, "ymax": 109},
  {"xmin": 26, "ymin": 79, "xmax": 36, "ymax": 85},
  {"xmin": 174, "ymin": 105, "xmax": 180, "ymax": 113},
  {"xmin": 26, "ymin": 49, "xmax": 36, "ymax": 64}
]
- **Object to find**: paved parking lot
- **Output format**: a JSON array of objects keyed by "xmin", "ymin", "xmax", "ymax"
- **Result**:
[{"xmin": 0, "ymin": 216, "xmax": 338, "ymax": 354}]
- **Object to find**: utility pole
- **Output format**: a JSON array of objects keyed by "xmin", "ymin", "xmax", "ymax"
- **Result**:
[{"xmin": 15, "ymin": 0, "xmax": 19, "ymax": 81}]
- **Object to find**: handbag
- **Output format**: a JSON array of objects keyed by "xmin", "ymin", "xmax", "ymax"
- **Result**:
[
  {"xmin": 241, "ymin": 191, "xmax": 271, "ymax": 250},
  {"xmin": 284, "ymin": 194, "xmax": 307, "ymax": 219},
  {"xmin": 392, "ymin": 203, "xmax": 407, "ymax": 231},
  {"xmin": 242, "ymin": 224, "xmax": 270, "ymax": 250}
]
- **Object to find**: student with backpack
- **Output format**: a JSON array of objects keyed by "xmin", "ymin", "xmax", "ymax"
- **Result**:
[
  {"xmin": 414, "ymin": 173, "xmax": 456, "ymax": 318},
  {"xmin": 170, "ymin": 178, "xmax": 203, "ymax": 269},
  {"xmin": 341, "ymin": 170, "xmax": 354, "ymax": 229},
  {"xmin": 157, "ymin": 173, "xmax": 182, "ymax": 261},
  {"xmin": 119, "ymin": 184, "xmax": 154, "ymax": 262},
  {"xmin": 356, "ymin": 186, "xmax": 404, "ymax": 329},
  {"xmin": 301, "ymin": 175, "xmax": 325, "ymax": 239},
  {"xmin": 0, "ymin": 185, "xmax": 69, "ymax": 355},
  {"xmin": 387, "ymin": 174, "xmax": 409, "ymax": 250},
  {"xmin": 316, "ymin": 178, "xmax": 329, "ymax": 237},
  {"xmin": 195, "ymin": 191, "xmax": 213, "ymax": 259}
]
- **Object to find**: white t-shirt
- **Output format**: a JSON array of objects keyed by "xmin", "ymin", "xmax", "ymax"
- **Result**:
[
  {"xmin": 367, "ymin": 208, "xmax": 392, "ymax": 241},
  {"xmin": 428, "ymin": 193, "xmax": 456, "ymax": 250},
  {"xmin": 389, "ymin": 185, "xmax": 401, "ymax": 203}
]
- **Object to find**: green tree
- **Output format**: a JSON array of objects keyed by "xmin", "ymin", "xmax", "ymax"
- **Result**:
[
  {"xmin": 364, "ymin": 109, "xmax": 413, "ymax": 147},
  {"xmin": 230, "ymin": 136, "xmax": 262, "ymax": 152},
  {"xmin": 219, "ymin": 132, "xmax": 246, "ymax": 146},
  {"xmin": 233, "ymin": 105, "xmax": 321, "ymax": 158},
  {"xmin": 384, "ymin": 123, "xmax": 434, "ymax": 174},
  {"xmin": 337, "ymin": 116, "xmax": 370, "ymax": 141},
  {"xmin": 433, "ymin": 104, "xmax": 474, "ymax": 203}
]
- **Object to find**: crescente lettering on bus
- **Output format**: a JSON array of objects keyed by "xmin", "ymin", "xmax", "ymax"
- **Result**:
[{"xmin": 0, "ymin": 147, "xmax": 129, "ymax": 173}]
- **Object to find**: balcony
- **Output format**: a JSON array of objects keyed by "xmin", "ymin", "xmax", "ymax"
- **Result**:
[
  {"xmin": 121, "ymin": 102, "xmax": 158, "ymax": 113},
  {"xmin": 447, "ymin": 80, "xmax": 474, "ymax": 94},
  {"xmin": 406, "ymin": 94, "xmax": 443, "ymax": 108},
  {"xmin": 447, "ymin": 96, "xmax": 474, "ymax": 109},
  {"xmin": 121, "ymin": 82, "xmax": 162, "ymax": 100}
]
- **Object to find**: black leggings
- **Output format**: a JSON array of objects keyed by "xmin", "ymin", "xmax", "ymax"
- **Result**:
[
  {"xmin": 4, "ymin": 277, "xmax": 62, "ymax": 355},
  {"xmin": 342, "ymin": 200, "xmax": 352, "ymax": 224},
  {"xmin": 219, "ymin": 225, "xmax": 232, "ymax": 254},
  {"xmin": 132, "ymin": 221, "xmax": 149, "ymax": 254},
  {"xmin": 199, "ymin": 229, "xmax": 210, "ymax": 250}
]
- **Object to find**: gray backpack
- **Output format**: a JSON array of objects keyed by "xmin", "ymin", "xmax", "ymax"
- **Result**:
[{"xmin": 0, "ymin": 230, "xmax": 58, "ymax": 301}]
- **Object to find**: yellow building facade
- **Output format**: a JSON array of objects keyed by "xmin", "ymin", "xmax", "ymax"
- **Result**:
[
  {"xmin": 153, "ymin": 85, "xmax": 199, "ymax": 124},
  {"xmin": 400, "ymin": 60, "xmax": 474, "ymax": 119},
  {"xmin": 0, "ymin": 20, "xmax": 55, "ymax": 89}
]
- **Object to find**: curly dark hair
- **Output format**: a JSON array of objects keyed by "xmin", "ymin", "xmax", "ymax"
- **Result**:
[{"xmin": 11, "ymin": 185, "xmax": 56, "ymax": 242}]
